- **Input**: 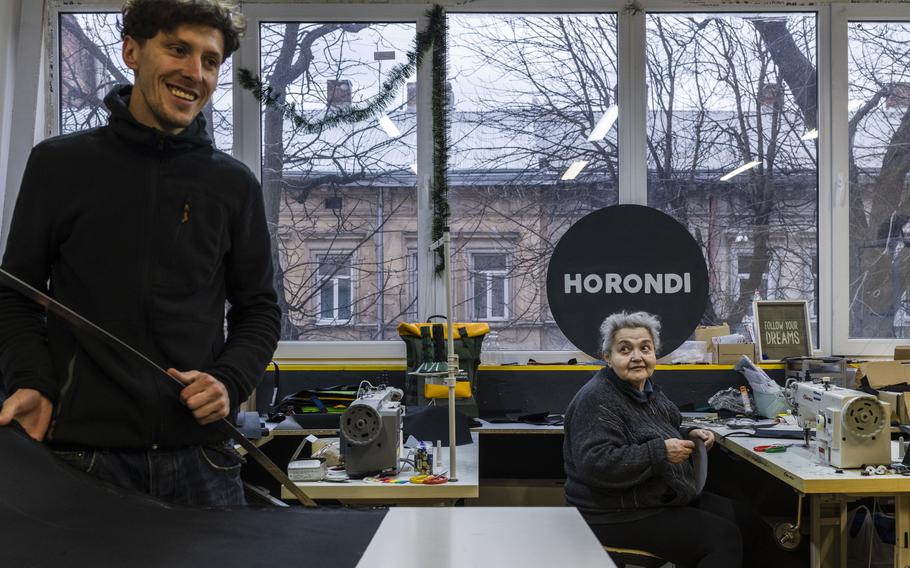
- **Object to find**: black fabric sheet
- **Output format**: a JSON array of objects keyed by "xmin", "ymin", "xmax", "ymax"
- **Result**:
[
  {"xmin": 402, "ymin": 405, "xmax": 478, "ymax": 446},
  {"xmin": 0, "ymin": 424, "xmax": 385, "ymax": 567}
]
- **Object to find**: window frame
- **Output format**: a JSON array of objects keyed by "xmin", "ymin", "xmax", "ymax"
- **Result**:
[
  {"xmin": 29, "ymin": 1, "xmax": 910, "ymax": 359},
  {"xmin": 830, "ymin": 3, "xmax": 910, "ymax": 356},
  {"xmin": 470, "ymin": 251, "xmax": 510, "ymax": 322},
  {"xmin": 314, "ymin": 252, "xmax": 355, "ymax": 325}
]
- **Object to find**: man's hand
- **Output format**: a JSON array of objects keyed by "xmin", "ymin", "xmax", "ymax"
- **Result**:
[
  {"xmin": 0, "ymin": 388, "xmax": 53, "ymax": 441},
  {"xmin": 664, "ymin": 438, "xmax": 695, "ymax": 464},
  {"xmin": 688, "ymin": 428, "xmax": 715, "ymax": 450},
  {"xmin": 168, "ymin": 369, "xmax": 230, "ymax": 425}
]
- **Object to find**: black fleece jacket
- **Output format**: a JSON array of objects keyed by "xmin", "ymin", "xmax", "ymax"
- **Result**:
[
  {"xmin": 563, "ymin": 367, "xmax": 697, "ymax": 523},
  {"xmin": 0, "ymin": 85, "xmax": 280, "ymax": 449}
]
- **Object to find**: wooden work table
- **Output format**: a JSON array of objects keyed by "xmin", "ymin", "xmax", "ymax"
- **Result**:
[
  {"xmin": 711, "ymin": 426, "xmax": 910, "ymax": 568},
  {"xmin": 279, "ymin": 433, "xmax": 479, "ymax": 504}
]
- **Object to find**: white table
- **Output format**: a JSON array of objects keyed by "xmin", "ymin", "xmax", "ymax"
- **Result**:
[
  {"xmin": 713, "ymin": 427, "xmax": 910, "ymax": 568},
  {"xmin": 356, "ymin": 507, "xmax": 615, "ymax": 568},
  {"xmin": 280, "ymin": 433, "xmax": 480, "ymax": 504},
  {"xmin": 472, "ymin": 419, "xmax": 564, "ymax": 434}
]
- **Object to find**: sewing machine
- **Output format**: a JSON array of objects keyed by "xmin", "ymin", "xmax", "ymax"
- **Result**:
[
  {"xmin": 340, "ymin": 385, "xmax": 403, "ymax": 477},
  {"xmin": 786, "ymin": 377, "xmax": 891, "ymax": 468}
]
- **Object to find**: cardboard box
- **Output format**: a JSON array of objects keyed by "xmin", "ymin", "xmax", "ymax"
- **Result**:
[
  {"xmin": 857, "ymin": 360, "xmax": 910, "ymax": 388},
  {"xmin": 877, "ymin": 391, "xmax": 910, "ymax": 424},
  {"xmin": 895, "ymin": 346, "xmax": 910, "ymax": 360},
  {"xmin": 715, "ymin": 343, "xmax": 755, "ymax": 365},
  {"xmin": 694, "ymin": 324, "xmax": 730, "ymax": 345}
]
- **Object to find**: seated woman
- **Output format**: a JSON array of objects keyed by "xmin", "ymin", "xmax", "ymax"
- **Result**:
[{"xmin": 563, "ymin": 311, "xmax": 742, "ymax": 568}]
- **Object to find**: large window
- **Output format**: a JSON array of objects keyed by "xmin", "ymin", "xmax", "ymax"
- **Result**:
[
  {"xmin": 41, "ymin": 4, "xmax": 910, "ymax": 357},
  {"xmin": 58, "ymin": 12, "xmax": 233, "ymax": 151},
  {"xmin": 646, "ymin": 13, "xmax": 818, "ymax": 345},
  {"xmin": 847, "ymin": 21, "xmax": 910, "ymax": 339},
  {"xmin": 259, "ymin": 21, "xmax": 416, "ymax": 341},
  {"xmin": 447, "ymin": 13, "xmax": 619, "ymax": 350}
]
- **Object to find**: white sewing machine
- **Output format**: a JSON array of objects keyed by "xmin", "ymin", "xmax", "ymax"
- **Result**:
[{"xmin": 786, "ymin": 378, "xmax": 891, "ymax": 468}]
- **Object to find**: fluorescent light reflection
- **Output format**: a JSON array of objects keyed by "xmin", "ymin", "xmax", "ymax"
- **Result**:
[
  {"xmin": 561, "ymin": 160, "xmax": 589, "ymax": 181},
  {"xmin": 379, "ymin": 114, "xmax": 401, "ymax": 138},
  {"xmin": 587, "ymin": 105, "xmax": 619, "ymax": 142},
  {"xmin": 801, "ymin": 129, "xmax": 818, "ymax": 141},
  {"xmin": 720, "ymin": 160, "xmax": 761, "ymax": 181}
]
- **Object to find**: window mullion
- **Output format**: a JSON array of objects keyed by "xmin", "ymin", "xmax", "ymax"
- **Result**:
[
  {"xmin": 829, "ymin": 4, "xmax": 851, "ymax": 354},
  {"xmin": 618, "ymin": 5, "xmax": 647, "ymax": 206},
  {"xmin": 234, "ymin": 5, "xmax": 260, "ymax": 180},
  {"xmin": 817, "ymin": 5, "xmax": 834, "ymax": 355}
]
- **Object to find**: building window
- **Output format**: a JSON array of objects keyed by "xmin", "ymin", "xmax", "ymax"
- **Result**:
[
  {"xmin": 407, "ymin": 251, "xmax": 418, "ymax": 320},
  {"xmin": 471, "ymin": 253, "xmax": 508, "ymax": 321},
  {"xmin": 736, "ymin": 254, "xmax": 770, "ymax": 302},
  {"xmin": 317, "ymin": 254, "xmax": 353, "ymax": 323}
]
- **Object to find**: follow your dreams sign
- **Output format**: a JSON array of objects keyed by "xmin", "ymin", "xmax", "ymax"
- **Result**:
[{"xmin": 546, "ymin": 205, "xmax": 708, "ymax": 359}]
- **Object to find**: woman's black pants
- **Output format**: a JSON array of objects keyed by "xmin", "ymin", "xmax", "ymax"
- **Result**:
[{"xmin": 587, "ymin": 492, "xmax": 744, "ymax": 568}]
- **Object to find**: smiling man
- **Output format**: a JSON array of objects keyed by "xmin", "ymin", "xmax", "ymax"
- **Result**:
[{"xmin": 0, "ymin": 0, "xmax": 280, "ymax": 507}]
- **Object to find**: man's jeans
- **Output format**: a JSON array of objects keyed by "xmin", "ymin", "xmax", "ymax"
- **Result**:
[{"xmin": 52, "ymin": 442, "xmax": 246, "ymax": 507}]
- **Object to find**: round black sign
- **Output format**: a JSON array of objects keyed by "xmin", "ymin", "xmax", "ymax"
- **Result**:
[{"xmin": 546, "ymin": 205, "xmax": 708, "ymax": 358}]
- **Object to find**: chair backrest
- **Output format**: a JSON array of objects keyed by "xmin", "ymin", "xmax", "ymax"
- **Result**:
[{"xmin": 691, "ymin": 436, "xmax": 708, "ymax": 495}]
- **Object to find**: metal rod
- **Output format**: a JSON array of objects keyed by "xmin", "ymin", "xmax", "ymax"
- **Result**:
[
  {"xmin": 0, "ymin": 268, "xmax": 317, "ymax": 507},
  {"xmin": 443, "ymin": 228, "xmax": 457, "ymax": 481}
]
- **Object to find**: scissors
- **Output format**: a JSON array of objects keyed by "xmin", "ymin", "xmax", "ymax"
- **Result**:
[
  {"xmin": 754, "ymin": 444, "xmax": 789, "ymax": 453},
  {"xmin": 409, "ymin": 474, "xmax": 449, "ymax": 485}
]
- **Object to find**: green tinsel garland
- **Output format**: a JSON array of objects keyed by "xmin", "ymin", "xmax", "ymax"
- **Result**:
[
  {"xmin": 239, "ymin": 5, "xmax": 450, "ymax": 272},
  {"xmin": 430, "ymin": 7, "xmax": 449, "ymax": 274}
]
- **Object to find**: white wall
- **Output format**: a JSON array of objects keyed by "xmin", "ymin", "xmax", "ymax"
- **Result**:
[
  {"xmin": 0, "ymin": 0, "xmax": 43, "ymax": 253},
  {"xmin": 0, "ymin": 0, "xmax": 22, "ymax": 242}
]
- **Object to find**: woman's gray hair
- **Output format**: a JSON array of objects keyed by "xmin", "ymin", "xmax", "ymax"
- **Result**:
[{"xmin": 599, "ymin": 311, "xmax": 662, "ymax": 356}]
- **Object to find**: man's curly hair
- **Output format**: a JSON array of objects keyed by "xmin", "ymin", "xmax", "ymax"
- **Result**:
[{"xmin": 120, "ymin": 0, "xmax": 245, "ymax": 59}]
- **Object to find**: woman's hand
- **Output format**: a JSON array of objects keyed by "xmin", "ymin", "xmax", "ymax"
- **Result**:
[
  {"xmin": 664, "ymin": 438, "xmax": 695, "ymax": 464},
  {"xmin": 688, "ymin": 428, "xmax": 715, "ymax": 450}
]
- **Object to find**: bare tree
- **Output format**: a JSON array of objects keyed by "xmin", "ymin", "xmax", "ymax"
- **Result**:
[
  {"xmin": 754, "ymin": 19, "xmax": 910, "ymax": 338},
  {"xmin": 452, "ymin": 13, "xmax": 817, "ymax": 346},
  {"xmin": 259, "ymin": 23, "xmax": 418, "ymax": 340},
  {"xmin": 447, "ymin": 14, "xmax": 620, "ymax": 349}
]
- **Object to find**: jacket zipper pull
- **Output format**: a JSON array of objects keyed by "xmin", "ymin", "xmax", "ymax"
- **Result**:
[{"xmin": 181, "ymin": 201, "xmax": 190, "ymax": 224}]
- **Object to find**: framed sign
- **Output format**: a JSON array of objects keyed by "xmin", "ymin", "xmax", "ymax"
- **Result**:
[{"xmin": 753, "ymin": 300, "xmax": 813, "ymax": 360}]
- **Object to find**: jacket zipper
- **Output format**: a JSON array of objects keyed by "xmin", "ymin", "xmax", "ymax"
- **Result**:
[{"xmin": 146, "ymin": 136, "xmax": 165, "ymax": 447}]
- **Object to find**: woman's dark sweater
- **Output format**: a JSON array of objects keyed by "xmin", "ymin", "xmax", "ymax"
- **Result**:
[{"xmin": 563, "ymin": 367, "xmax": 697, "ymax": 524}]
